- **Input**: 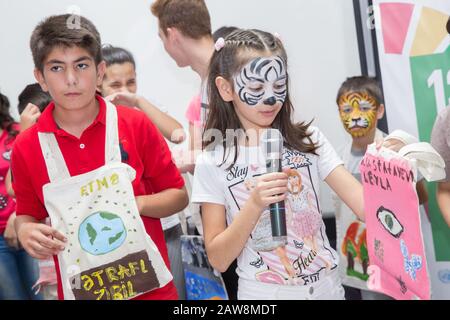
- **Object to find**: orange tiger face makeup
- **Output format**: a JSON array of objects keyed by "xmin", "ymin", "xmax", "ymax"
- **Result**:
[{"xmin": 338, "ymin": 92, "xmax": 378, "ymax": 138}]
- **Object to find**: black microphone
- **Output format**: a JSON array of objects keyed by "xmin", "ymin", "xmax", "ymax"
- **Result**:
[{"xmin": 261, "ymin": 128, "xmax": 287, "ymax": 244}]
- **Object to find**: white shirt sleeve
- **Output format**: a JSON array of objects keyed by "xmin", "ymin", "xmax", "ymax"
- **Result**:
[
  {"xmin": 309, "ymin": 126, "xmax": 344, "ymax": 181},
  {"xmin": 191, "ymin": 151, "xmax": 226, "ymax": 205}
]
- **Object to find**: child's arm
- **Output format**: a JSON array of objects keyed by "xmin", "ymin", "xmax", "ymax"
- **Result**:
[
  {"xmin": 326, "ymin": 165, "xmax": 365, "ymax": 221},
  {"xmin": 437, "ymin": 181, "xmax": 450, "ymax": 227},
  {"xmin": 106, "ymin": 92, "xmax": 186, "ymax": 144},
  {"xmin": 15, "ymin": 215, "xmax": 67, "ymax": 260},
  {"xmin": 136, "ymin": 186, "xmax": 189, "ymax": 219},
  {"xmin": 137, "ymin": 115, "xmax": 188, "ymax": 218},
  {"xmin": 4, "ymin": 213, "xmax": 19, "ymax": 249},
  {"xmin": 416, "ymin": 180, "xmax": 428, "ymax": 205},
  {"xmin": 189, "ymin": 123, "xmax": 203, "ymax": 153},
  {"xmin": 19, "ymin": 103, "xmax": 41, "ymax": 132},
  {"xmin": 171, "ymin": 123, "xmax": 202, "ymax": 175},
  {"xmin": 202, "ymin": 172, "xmax": 288, "ymax": 273}
]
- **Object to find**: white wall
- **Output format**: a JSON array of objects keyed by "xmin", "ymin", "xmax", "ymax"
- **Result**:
[{"xmin": 0, "ymin": 0, "xmax": 361, "ymax": 215}]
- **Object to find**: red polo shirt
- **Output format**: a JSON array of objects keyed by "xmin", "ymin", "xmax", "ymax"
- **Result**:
[{"xmin": 11, "ymin": 96, "xmax": 183, "ymax": 300}]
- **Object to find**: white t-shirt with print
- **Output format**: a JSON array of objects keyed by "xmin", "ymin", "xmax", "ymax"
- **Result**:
[{"xmin": 192, "ymin": 126, "xmax": 343, "ymax": 287}]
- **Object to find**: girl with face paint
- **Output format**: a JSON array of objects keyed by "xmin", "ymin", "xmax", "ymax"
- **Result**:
[{"xmin": 191, "ymin": 29, "xmax": 368, "ymax": 300}]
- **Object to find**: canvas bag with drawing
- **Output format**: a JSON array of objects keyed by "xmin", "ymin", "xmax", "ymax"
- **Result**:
[
  {"xmin": 39, "ymin": 101, "xmax": 172, "ymax": 300},
  {"xmin": 360, "ymin": 140, "xmax": 445, "ymax": 300}
]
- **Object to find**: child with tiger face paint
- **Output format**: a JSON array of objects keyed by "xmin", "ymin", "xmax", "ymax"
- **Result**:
[
  {"xmin": 334, "ymin": 76, "xmax": 428, "ymax": 300},
  {"xmin": 334, "ymin": 76, "xmax": 392, "ymax": 300},
  {"xmin": 337, "ymin": 82, "xmax": 385, "ymax": 140},
  {"xmin": 192, "ymin": 29, "xmax": 371, "ymax": 300}
]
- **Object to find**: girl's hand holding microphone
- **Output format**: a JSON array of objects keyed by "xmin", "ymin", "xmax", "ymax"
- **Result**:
[{"xmin": 249, "ymin": 171, "xmax": 288, "ymax": 212}]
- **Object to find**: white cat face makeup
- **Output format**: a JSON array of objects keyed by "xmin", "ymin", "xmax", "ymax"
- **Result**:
[{"xmin": 233, "ymin": 56, "xmax": 287, "ymax": 107}]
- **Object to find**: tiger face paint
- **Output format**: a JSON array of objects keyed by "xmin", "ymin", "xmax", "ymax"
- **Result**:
[
  {"xmin": 233, "ymin": 56, "xmax": 287, "ymax": 107},
  {"xmin": 338, "ymin": 92, "xmax": 378, "ymax": 138}
]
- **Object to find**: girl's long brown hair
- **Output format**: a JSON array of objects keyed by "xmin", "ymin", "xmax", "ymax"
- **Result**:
[{"xmin": 204, "ymin": 29, "xmax": 317, "ymax": 167}]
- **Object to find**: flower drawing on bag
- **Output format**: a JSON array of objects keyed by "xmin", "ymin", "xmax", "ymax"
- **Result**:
[
  {"xmin": 342, "ymin": 222, "xmax": 369, "ymax": 281},
  {"xmin": 400, "ymin": 240, "xmax": 423, "ymax": 281}
]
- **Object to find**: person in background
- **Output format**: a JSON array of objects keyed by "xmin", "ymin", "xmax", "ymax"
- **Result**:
[
  {"xmin": 100, "ymin": 45, "xmax": 185, "ymax": 144},
  {"xmin": 0, "ymin": 91, "xmax": 42, "ymax": 300},
  {"xmin": 430, "ymin": 17, "xmax": 450, "ymax": 227},
  {"xmin": 99, "ymin": 44, "xmax": 187, "ymax": 299}
]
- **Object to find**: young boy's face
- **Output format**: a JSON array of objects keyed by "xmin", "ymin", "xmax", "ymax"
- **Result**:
[
  {"xmin": 34, "ymin": 46, "xmax": 105, "ymax": 112},
  {"xmin": 100, "ymin": 62, "xmax": 137, "ymax": 96},
  {"xmin": 338, "ymin": 91, "xmax": 380, "ymax": 138}
]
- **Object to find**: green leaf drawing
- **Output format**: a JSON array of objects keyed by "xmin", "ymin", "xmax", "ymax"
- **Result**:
[
  {"xmin": 109, "ymin": 231, "xmax": 124, "ymax": 245},
  {"xmin": 100, "ymin": 212, "xmax": 118, "ymax": 220},
  {"xmin": 360, "ymin": 243, "xmax": 369, "ymax": 261},
  {"xmin": 102, "ymin": 226, "xmax": 112, "ymax": 231},
  {"xmin": 86, "ymin": 223, "xmax": 97, "ymax": 245},
  {"xmin": 347, "ymin": 240, "xmax": 357, "ymax": 257}
]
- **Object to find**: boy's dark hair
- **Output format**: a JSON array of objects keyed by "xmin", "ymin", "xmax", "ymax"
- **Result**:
[
  {"xmin": 447, "ymin": 17, "xmax": 450, "ymax": 34},
  {"xmin": 18, "ymin": 83, "xmax": 52, "ymax": 114},
  {"xmin": 205, "ymin": 28, "xmax": 317, "ymax": 167},
  {"xmin": 101, "ymin": 45, "xmax": 136, "ymax": 69},
  {"xmin": 30, "ymin": 14, "xmax": 102, "ymax": 73},
  {"xmin": 151, "ymin": 0, "xmax": 212, "ymax": 39},
  {"xmin": 212, "ymin": 26, "xmax": 238, "ymax": 42},
  {"xmin": 336, "ymin": 76, "xmax": 384, "ymax": 106},
  {"xmin": 0, "ymin": 92, "xmax": 19, "ymax": 141}
]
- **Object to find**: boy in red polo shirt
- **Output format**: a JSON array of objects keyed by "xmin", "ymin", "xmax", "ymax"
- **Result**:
[{"xmin": 12, "ymin": 14, "xmax": 188, "ymax": 300}]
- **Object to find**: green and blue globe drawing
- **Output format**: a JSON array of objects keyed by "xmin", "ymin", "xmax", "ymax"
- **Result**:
[{"xmin": 78, "ymin": 212, "xmax": 127, "ymax": 255}]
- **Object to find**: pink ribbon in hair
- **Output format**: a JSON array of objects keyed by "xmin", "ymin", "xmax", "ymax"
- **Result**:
[{"xmin": 215, "ymin": 37, "xmax": 225, "ymax": 52}]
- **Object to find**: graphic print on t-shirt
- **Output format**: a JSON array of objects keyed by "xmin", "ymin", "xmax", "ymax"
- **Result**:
[
  {"xmin": 226, "ymin": 149, "xmax": 337, "ymax": 286},
  {"xmin": 2, "ymin": 149, "xmax": 11, "ymax": 161}
]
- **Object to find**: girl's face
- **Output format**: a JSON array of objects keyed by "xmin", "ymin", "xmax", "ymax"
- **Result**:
[
  {"xmin": 100, "ymin": 62, "xmax": 137, "ymax": 96},
  {"xmin": 289, "ymin": 175, "xmax": 299, "ymax": 185},
  {"xmin": 231, "ymin": 55, "xmax": 287, "ymax": 130},
  {"xmin": 288, "ymin": 174, "xmax": 301, "ymax": 193}
]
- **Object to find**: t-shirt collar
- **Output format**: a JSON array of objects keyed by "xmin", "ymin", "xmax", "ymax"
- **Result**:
[{"xmin": 37, "ymin": 95, "xmax": 107, "ymax": 134}]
